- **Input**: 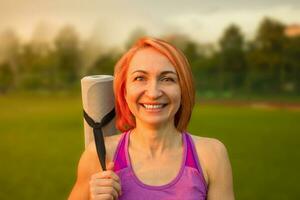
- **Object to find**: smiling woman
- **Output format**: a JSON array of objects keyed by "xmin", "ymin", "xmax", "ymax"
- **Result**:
[
  {"xmin": 124, "ymin": 47, "xmax": 182, "ymax": 131},
  {"xmin": 68, "ymin": 37, "xmax": 235, "ymax": 200}
]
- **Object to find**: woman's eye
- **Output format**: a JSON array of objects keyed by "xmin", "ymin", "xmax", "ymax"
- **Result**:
[
  {"xmin": 134, "ymin": 76, "xmax": 144, "ymax": 81},
  {"xmin": 161, "ymin": 77, "xmax": 174, "ymax": 82}
]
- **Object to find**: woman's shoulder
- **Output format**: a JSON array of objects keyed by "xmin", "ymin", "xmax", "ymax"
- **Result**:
[
  {"xmin": 190, "ymin": 134, "xmax": 228, "ymax": 154},
  {"xmin": 105, "ymin": 133, "xmax": 124, "ymax": 161},
  {"xmin": 188, "ymin": 134, "xmax": 230, "ymax": 185},
  {"xmin": 85, "ymin": 133, "xmax": 124, "ymax": 168},
  {"xmin": 75, "ymin": 133, "xmax": 123, "ymax": 181}
]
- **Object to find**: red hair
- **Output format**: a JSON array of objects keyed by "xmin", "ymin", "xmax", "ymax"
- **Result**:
[{"xmin": 113, "ymin": 37, "xmax": 195, "ymax": 132}]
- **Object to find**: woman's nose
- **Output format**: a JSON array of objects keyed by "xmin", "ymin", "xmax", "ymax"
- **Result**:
[{"xmin": 145, "ymin": 81, "xmax": 162, "ymax": 99}]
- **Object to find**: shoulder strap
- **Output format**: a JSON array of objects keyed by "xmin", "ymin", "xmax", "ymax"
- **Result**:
[{"xmin": 83, "ymin": 108, "xmax": 115, "ymax": 171}]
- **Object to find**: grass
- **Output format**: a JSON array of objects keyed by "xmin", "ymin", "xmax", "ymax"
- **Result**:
[
  {"xmin": 189, "ymin": 104, "xmax": 300, "ymax": 199},
  {"xmin": 0, "ymin": 93, "xmax": 299, "ymax": 199},
  {"xmin": 0, "ymin": 93, "xmax": 83, "ymax": 199}
]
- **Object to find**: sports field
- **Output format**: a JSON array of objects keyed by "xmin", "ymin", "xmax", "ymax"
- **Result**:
[{"xmin": 0, "ymin": 93, "xmax": 299, "ymax": 199}]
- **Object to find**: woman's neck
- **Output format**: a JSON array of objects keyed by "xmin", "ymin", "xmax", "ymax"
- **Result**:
[{"xmin": 130, "ymin": 123, "xmax": 182, "ymax": 158}]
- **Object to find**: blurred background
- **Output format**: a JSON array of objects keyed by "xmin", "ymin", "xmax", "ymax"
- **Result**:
[{"xmin": 0, "ymin": 0, "xmax": 299, "ymax": 199}]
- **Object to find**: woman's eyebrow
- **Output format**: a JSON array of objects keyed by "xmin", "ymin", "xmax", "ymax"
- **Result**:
[
  {"xmin": 161, "ymin": 71, "xmax": 177, "ymax": 76},
  {"xmin": 131, "ymin": 70, "xmax": 177, "ymax": 75},
  {"xmin": 131, "ymin": 70, "xmax": 147, "ymax": 74}
]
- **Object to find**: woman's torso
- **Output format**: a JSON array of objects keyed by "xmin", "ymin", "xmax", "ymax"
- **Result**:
[{"xmin": 111, "ymin": 130, "xmax": 208, "ymax": 200}]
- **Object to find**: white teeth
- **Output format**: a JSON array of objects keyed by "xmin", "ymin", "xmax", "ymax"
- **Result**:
[{"xmin": 143, "ymin": 104, "xmax": 163, "ymax": 109}]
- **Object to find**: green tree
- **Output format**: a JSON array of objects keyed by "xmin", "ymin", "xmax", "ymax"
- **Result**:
[
  {"xmin": 182, "ymin": 40, "xmax": 205, "ymax": 92},
  {"xmin": 87, "ymin": 51, "xmax": 119, "ymax": 75},
  {"xmin": 0, "ymin": 62, "xmax": 14, "ymax": 93},
  {"xmin": 248, "ymin": 17, "xmax": 286, "ymax": 93},
  {"xmin": 219, "ymin": 24, "xmax": 246, "ymax": 91},
  {"xmin": 54, "ymin": 25, "xmax": 82, "ymax": 88},
  {"xmin": 19, "ymin": 23, "xmax": 57, "ymax": 90},
  {"xmin": 20, "ymin": 43, "xmax": 57, "ymax": 90},
  {"xmin": 0, "ymin": 29, "xmax": 21, "ymax": 90}
]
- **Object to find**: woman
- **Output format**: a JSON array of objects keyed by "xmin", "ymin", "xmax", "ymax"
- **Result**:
[{"xmin": 69, "ymin": 37, "xmax": 234, "ymax": 200}]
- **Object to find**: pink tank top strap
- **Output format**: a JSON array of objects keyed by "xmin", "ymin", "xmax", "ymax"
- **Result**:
[
  {"xmin": 185, "ymin": 132, "xmax": 208, "ymax": 190},
  {"xmin": 113, "ymin": 131, "xmax": 129, "ymax": 171}
]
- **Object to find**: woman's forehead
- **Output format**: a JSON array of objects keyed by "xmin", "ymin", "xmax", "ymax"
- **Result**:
[
  {"xmin": 127, "ymin": 64, "xmax": 177, "ymax": 75},
  {"xmin": 128, "ymin": 47, "xmax": 176, "ymax": 74}
]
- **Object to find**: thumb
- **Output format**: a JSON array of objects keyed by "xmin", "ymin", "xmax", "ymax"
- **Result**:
[{"xmin": 106, "ymin": 161, "xmax": 114, "ymax": 170}]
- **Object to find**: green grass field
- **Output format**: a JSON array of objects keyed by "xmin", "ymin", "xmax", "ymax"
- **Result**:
[{"xmin": 0, "ymin": 93, "xmax": 299, "ymax": 199}]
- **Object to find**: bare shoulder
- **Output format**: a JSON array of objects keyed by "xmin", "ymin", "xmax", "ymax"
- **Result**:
[
  {"xmin": 85, "ymin": 133, "xmax": 124, "ymax": 169},
  {"xmin": 104, "ymin": 133, "xmax": 124, "ymax": 162},
  {"xmin": 74, "ymin": 133, "xmax": 124, "ymax": 177},
  {"xmin": 189, "ymin": 134, "xmax": 232, "ymax": 185},
  {"xmin": 190, "ymin": 135, "xmax": 228, "ymax": 157}
]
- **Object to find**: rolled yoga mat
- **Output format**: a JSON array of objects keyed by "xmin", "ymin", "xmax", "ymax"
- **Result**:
[{"xmin": 81, "ymin": 75, "xmax": 117, "ymax": 170}]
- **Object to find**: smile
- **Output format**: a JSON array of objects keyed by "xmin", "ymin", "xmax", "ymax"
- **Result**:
[{"xmin": 140, "ymin": 103, "xmax": 168, "ymax": 110}]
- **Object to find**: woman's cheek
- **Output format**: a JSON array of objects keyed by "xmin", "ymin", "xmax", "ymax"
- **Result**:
[
  {"xmin": 125, "ymin": 84, "xmax": 143, "ymax": 107},
  {"xmin": 127, "ymin": 84, "xmax": 142, "ymax": 97}
]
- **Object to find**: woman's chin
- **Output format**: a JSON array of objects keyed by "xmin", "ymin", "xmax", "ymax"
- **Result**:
[{"xmin": 137, "ymin": 117, "xmax": 173, "ymax": 128}]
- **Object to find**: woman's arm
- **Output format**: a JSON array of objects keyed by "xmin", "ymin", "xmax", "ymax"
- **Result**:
[
  {"xmin": 68, "ymin": 144, "xmax": 99, "ymax": 200},
  {"xmin": 206, "ymin": 139, "xmax": 235, "ymax": 200}
]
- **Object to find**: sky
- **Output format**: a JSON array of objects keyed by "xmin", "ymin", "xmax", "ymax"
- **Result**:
[{"xmin": 0, "ymin": 0, "xmax": 299, "ymax": 48}]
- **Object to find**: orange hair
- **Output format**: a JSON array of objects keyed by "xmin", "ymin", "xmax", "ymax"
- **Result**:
[{"xmin": 113, "ymin": 37, "xmax": 195, "ymax": 132}]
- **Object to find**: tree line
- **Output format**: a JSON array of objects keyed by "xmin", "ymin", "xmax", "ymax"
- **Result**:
[
  {"xmin": 0, "ymin": 17, "xmax": 299, "ymax": 97},
  {"xmin": 176, "ymin": 18, "xmax": 300, "ymax": 97}
]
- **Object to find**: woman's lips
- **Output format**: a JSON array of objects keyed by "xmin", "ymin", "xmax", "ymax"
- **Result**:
[{"xmin": 139, "ymin": 103, "xmax": 168, "ymax": 111}]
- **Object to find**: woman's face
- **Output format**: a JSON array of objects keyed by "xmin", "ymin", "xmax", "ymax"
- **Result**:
[{"xmin": 125, "ymin": 47, "xmax": 181, "ymax": 128}]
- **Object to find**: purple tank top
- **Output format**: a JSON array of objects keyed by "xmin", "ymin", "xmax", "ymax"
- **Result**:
[{"xmin": 113, "ymin": 130, "xmax": 208, "ymax": 200}]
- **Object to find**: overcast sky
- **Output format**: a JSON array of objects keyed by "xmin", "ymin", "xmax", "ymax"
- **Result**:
[{"xmin": 0, "ymin": 0, "xmax": 299, "ymax": 47}]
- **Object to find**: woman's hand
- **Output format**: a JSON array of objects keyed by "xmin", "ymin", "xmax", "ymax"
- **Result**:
[{"xmin": 89, "ymin": 162, "xmax": 122, "ymax": 200}]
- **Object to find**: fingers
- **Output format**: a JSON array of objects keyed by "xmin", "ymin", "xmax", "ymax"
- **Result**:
[
  {"xmin": 90, "ymin": 162, "xmax": 122, "ymax": 200},
  {"xmin": 91, "ymin": 178, "xmax": 122, "ymax": 195},
  {"xmin": 92, "ymin": 170, "xmax": 120, "ymax": 183},
  {"xmin": 90, "ymin": 186, "xmax": 119, "ymax": 200}
]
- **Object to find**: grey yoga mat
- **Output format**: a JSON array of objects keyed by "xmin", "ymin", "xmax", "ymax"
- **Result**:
[{"xmin": 81, "ymin": 75, "xmax": 117, "ymax": 170}]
